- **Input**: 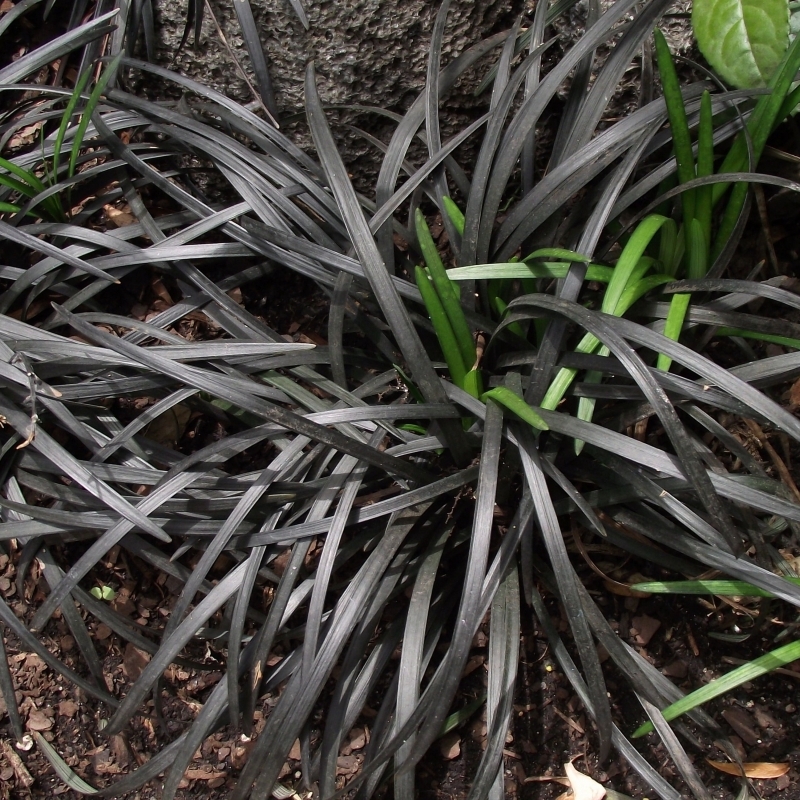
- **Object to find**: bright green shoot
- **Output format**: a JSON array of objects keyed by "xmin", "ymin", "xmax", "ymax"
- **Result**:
[
  {"xmin": 714, "ymin": 327, "xmax": 800, "ymax": 350},
  {"xmin": 415, "ymin": 209, "xmax": 476, "ymax": 369},
  {"xmin": 713, "ymin": 32, "xmax": 800, "ymax": 256},
  {"xmin": 632, "ymin": 639, "xmax": 800, "ymax": 737},
  {"xmin": 442, "ymin": 195, "xmax": 465, "ymax": 236},
  {"xmin": 654, "ymin": 29, "xmax": 695, "ymax": 228},
  {"xmin": 654, "ymin": 35, "xmax": 714, "ymax": 371},
  {"xmin": 540, "ymin": 214, "xmax": 668, "ymax": 412},
  {"xmin": 651, "ymin": 28, "xmax": 800, "ymax": 368},
  {"xmin": 415, "ymin": 210, "xmax": 482, "ymax": 400},
  {"xmin": 481, "ymin": 386, "xmax": 549, "ymax": 432},
  {"xmin": 52, "ymin": 66, "xmax": 94, "ymax": 182},
  {"xmin": 415, "ymin": 264, "xmax": 468, "ymax": 390}
]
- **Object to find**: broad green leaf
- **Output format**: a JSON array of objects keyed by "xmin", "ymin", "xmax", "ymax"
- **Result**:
[{"xmin": 693, "ymin": 0, "xmax": 790, "ymax": 89}]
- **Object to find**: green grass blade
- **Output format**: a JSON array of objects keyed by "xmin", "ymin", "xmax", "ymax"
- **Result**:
[
  {"xmin": 439, "ymin": 694, "xmax": 486, "ymax": 737},
  {"xmin": 447, "ymin": 262, "xmax": 614, "ymax": 283},
  {"xmin": 713, "ymin": 33, "xmax": 800, "ymax": 256},
  {"xmin": 654, "ymin": 29, "xmax": 695, "ymax": 224},
  {"xmin": 524, "ymin": 247, "xmax": 592, "ymax": 263},
  {"xmin": 657, "ymin": 219, "xmax": 706, "ymax": 371},
  {"xmin": 685, "ymin": 215, "xmax": 708, "ymax": 281},
  {"xmin": 462, "ymin": 367, "xmax": 483, "ymax": 400},
  {"xmin": 540, "ymin": 330, "xmax": 600, "ymax": 411},
  {"xmin": 493, "ymin": 296, "xmax": 527, "ymax": 340},
  {"xmin": 716, "ymin": 327, "xmax": 800, "ymax": 349},
  {"xmin": 69, "ymin": 53, "xmax": 122, "ymax": 179},
  {"xmin": 415, "ymin": 265, "xmax": 467, "ymax": 388},
  {"xmin": 53, "ymin": 67, "xmax": 94, "ymax": 181},
  {"xmin": 632, "ymin": 639, "xmax": 800, "ymax": 737},
  {"xmin": 602, "ymin": 214, "xmax": 667, "ymax": 314},
  {"xmin": 482, "ymin": 386, "xmax": 549, "ymax": 431},
  {"xmin": 0, "ymin": 155, "xmax": 45, "ymax": 195},
  {"xmin": 631, "ymin": 578, "xmax": 800, "ymax": 597},
  {"xmin": 695, "ymin": 91, "xmax": 714, "ymax": 252},
  {"xmin": 658, "ymin": 217, "xmax": 679, "ymax": 276},
  {"xmin": 415, "ymin": 209, "xmax": 475, "ymax": 368},
  {"xmin": 616, "ymin": 273, "xmax": 676, "ymax": 315},
  {"xmin": 657, "ymin": 293, "xmax": 691, "ymax": 371},
  {"xmin": 33, "ymin": 732, "xmax": 99, "ymax": 794},
  {"xmin": 442, "ymin": 195, "xmax": 465, "ymax": 236}
]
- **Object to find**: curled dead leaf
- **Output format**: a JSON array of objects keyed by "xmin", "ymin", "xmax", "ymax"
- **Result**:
[
  {"xmin": 707, "ymin": 760, "xmax": 789, "ymax": 779},
  {"xmin": 561, "ymin": 762, "xmax": 606, "ymax": 800}
]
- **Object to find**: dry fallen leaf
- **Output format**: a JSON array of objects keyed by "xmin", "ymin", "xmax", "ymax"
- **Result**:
[
  {"xmin": 790, "ymin": 377, "xmax": 800, "ymax": 408},
  {"xmin": 122, "ymin": 642, "xmax": 151, "ymax": 682},
  {"xmin": 707, "ymin": 760, "xmax": 790, "ymax": 779},
  {"xmin": 103, "ymin": 204, "xmax": 137, "ymax": 227},
  {"xmin": 557, "ymin": 762, "xmax": 606, "ymax": 800}
]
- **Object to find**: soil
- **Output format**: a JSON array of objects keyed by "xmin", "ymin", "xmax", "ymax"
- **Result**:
[{"xmin": 2, "ymin": 530, "xmax": 800, "ymax": 800}]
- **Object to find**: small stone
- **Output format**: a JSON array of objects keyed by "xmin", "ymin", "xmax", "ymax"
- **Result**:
[
  {"xmin": 349, "ymin": 728, "xmax": 366, "ymax": 751},
  {"xmin": 27, "ymin": 710, "xmax": 54, "ymax": 732},
  {"xmin": 58, "ymin": 700, "xmax": 79, "ymax": 718},
  {"xmin": 630, "ymin": 615, "xmax": 661, "ymax": 646},
  {"xmin": 662, "ymin": 659, "xmax": 688, "ymax": 679},
  {"xmin": 94, "ymin": 624, "xmax": 113, "ymax": 641},
  {"xmin": 439, "ymin": 732, "xmax": 461, "ymax": 760}
]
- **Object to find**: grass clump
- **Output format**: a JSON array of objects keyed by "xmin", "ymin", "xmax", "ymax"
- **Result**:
[{"xmin": 1, "ymin": 2, "xmax": 800, "ymax": 799}]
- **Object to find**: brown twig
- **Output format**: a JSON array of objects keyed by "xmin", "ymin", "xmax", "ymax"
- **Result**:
[{"xmin": 743, "ymin": 418, "xmax": 800, "ymax": 504}]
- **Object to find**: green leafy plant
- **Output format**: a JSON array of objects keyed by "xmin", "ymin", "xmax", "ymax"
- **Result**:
[{"xmin": 693, "ymin": 0, "xmax": 790, "ymax": 89}]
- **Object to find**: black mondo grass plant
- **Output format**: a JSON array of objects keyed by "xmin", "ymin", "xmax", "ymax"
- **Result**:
[{"xmin": 2, "ymin": 1, "xmax": 800, "ymax": 798}]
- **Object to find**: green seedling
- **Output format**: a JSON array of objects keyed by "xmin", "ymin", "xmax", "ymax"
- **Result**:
[{"xmin": 90, "ymin": 585, "xmax": 117, "ymax": 601}]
